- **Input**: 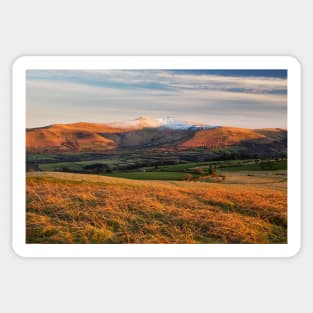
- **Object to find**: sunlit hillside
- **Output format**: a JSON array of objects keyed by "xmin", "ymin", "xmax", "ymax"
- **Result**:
[
  {"xmin": 26, "ymin": 172, "xmax": 287, "ymax": 244},
  {"xmin": 26, "ymin": 120, "xmax": 287, "ymax": 154},
  {"xmin": 179, "ymin": 127, "xmax": 267, "ymax": 149}
]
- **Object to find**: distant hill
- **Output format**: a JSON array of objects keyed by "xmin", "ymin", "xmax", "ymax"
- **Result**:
[
  {"xmin": 179, "ymin": 127, "xmax": 286, "ymax": 149},
  {"xmin": 26, "ymin": 118, "xmax": 287, "ymax": 154},
  {"xmin": 26, "ymin": 122, "xmax": 126, "ymax": 152}
]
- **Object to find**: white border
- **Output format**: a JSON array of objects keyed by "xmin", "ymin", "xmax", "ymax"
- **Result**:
[{"xmin": 12, "ymin": 56, "xmax": 301, "ymax": 258}]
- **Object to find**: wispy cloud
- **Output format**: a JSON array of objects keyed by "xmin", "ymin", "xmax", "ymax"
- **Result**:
[
  {"xmin": 27, "ymin": 69, "xmax": 287, "ymax": 94},
  {"xmin": 26, "ymin": 69, "xmax": 287, "ymax": 128}
]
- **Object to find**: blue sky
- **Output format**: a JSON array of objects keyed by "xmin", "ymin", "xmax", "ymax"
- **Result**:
[{"xmin": 26, "ymin": 69, "xmax": 287, "ymax": 128}]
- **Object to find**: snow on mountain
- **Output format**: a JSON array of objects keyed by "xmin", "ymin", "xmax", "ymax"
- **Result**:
[{"xmin": 109, "ymin": 116, "xmax": 218, "ymax": 130}]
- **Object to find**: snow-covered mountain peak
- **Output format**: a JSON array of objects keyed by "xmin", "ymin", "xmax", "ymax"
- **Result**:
[{"xmin": 110, "ymin": 116, "xmax": 217, "ymax": 130}]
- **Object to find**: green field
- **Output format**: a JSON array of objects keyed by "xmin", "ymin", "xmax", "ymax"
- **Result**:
[
  {"xmin": 38, "ymin": 158, "xmax": 119, "ymax": 171},
  {"xmin": 146, "ymin": 159, "xmax": 287, "ymax": 173},
  {"xmin": 222, "ymin": 160, "xmax": 287, "ymax": 171},
  {"xmin": 33, "ymin": 157, "xmax": 287, "ymax": 181},
  {"xmin": 103, "ymin": 160, "xmax": 287, "ymax": 181},
  {"xmin": 104, "ymin": 171, "xmax": 186, "ymax": 180},
  {"xmin": 144, "ymin": 162, "xmax": 212, "ymax": 172},
  {"xmin": 146, "ymin": 159, "xmax": 254, "ymax": 172}
]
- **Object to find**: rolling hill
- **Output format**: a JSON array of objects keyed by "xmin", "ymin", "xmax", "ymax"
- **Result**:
[
  {"xmin": 26, "ymin": 122, "xmax": 125, "ymax": 152},
  {"xmin": 26, "ymin": 172, "xmax": 287, "ymax": 244},
  {"xmin": 178, "ymin": 127, "xmax": 286, "ymax": 149},
  {"xmin": 26, "ymin": 117, "xmax": 287, "ymax": 154},
  {"xmin": 179, "ymin": 127, "xmax": 266, "ymax": 149}
]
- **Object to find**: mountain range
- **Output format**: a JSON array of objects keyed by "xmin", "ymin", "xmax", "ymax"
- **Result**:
[{"xmin": 26, "ymin": 116, "xmax": 287, "ymax": 155}]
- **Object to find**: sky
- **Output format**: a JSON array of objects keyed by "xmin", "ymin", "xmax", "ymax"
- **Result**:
[{"xmin": 26, "ymin": 69, "xmax": 287, "ymax": 129}]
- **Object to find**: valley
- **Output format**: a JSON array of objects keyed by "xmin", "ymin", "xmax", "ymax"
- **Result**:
[{"xmin": 26, "ymin": 117, "xmax": 288, "ymax": 244}]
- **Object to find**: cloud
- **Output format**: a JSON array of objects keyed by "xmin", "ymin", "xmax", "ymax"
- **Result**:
[
  {"xmin": 26, "ymin": 70, "xmax": 287, "ymax": 128},
  {"xmin": 27, "ymin": 69, "xmax": 287, "ymax": 95}
]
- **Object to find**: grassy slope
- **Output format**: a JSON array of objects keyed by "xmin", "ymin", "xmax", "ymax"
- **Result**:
[
  {"xmin": 179, "ymin": 126, "xmax": 266, "ymax": 148},
  {"xmin": 26, "ymin": 122, "xmax": 127, "ymax": 152},
  {"xmin": 26, "ymin": 172, "xmax": 287, "ymax": 244}
]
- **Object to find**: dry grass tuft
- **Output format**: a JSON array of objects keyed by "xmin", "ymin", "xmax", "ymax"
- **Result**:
[{"xmin": 26, "ymin": 172, "xmax": 287, "ymax": 244}]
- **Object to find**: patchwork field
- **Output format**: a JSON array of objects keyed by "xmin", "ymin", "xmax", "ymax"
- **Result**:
[{"xmin": 26, "ymin": 171, "xmax": 287, "ymax": 244}]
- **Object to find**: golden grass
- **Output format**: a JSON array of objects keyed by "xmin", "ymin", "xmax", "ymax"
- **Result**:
[
  {"xmin": 26, "ymin": 121, "xmax": 163, "ymax": 152},
  {"xmin": 26, "ymin": 122, "xmax": 129, "ymax": 152},
  {"xmin": 26, "ymin": 172, "xmax": 287, "ymax": 244},
  {"xmin": 180, "ymin": 126, "xmax": 266, "ymax": 148},
  {"xmin": 26, "ymin": 128, "xmax": 116, "ymax": 151}
]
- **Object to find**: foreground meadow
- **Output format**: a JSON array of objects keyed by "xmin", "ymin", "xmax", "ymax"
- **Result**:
[{"xmin": 26, "ymin": 172, "xmax": 287, "ymax": 244}]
